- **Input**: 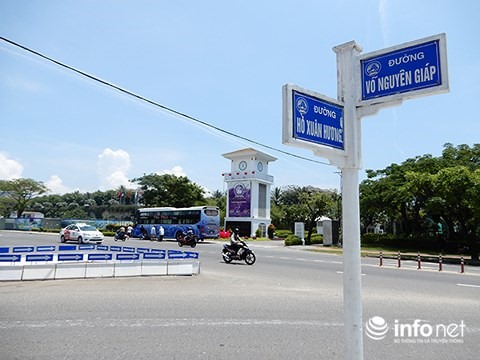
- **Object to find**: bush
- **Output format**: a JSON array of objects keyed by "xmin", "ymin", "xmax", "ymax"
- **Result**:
[
  {"xmin": 255, "ymin": 228, "xmax": 262, "ymax": 238},
  {"xmin": 275, "ymin": 230, "xmax": 292, "ymax": 239},
  {"xmin": 309, "ymin": 234, "xmax": 323, "ymax": 245},
  {"xmin": 361, "ymin": 233, "xmax": 444, "ymax": 252},
  {"xmin": 284, "ymin": 234, "xmax": 302, "ymax": 246},
  {"xmin": 106, "ymin": 224, "xmax": 124, "ymax": 232},
  {"xmin": 267, "ymin": 224, "xmax": 275, "ymax": 239}
]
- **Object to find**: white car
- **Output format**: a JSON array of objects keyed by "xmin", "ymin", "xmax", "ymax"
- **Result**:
[{"xmin": 60, "ymin": 223, "xmax": 104, "ymax": 244}]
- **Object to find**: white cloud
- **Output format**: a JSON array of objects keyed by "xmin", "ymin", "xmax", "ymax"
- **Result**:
[
  {"xmin": 97, "ymin": 148, "xmax": 133, "ymax": 190},
  {"xmin": 0, "ymin": 152, "xmax": 23, "ymax": 180},
  {"xmin": 45, "ymin": 175, "xmax": 75, "ymax": 195},
  {"xmin": 158, "ymin": 165, "xmax": 187, "ymax": 177}
]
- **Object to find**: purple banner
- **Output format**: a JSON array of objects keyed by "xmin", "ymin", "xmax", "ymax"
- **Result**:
[{"xmin": 228, "ymin": 182, "xmax": 251, "ymax": 217}]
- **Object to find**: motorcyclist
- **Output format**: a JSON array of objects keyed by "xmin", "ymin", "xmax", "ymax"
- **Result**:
[
  {"xmin": 116, "ymin": 227, "xmax": 127, "ymax": 240},
  {"xmin": 229, "ymin": 228, "xmax": 243, "ymax": 255},
  {"xmin": 185, "ymin": 227, "xmax": 194, "ymax": 238}
]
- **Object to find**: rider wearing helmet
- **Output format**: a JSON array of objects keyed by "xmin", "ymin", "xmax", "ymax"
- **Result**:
[
  {"xmin": 229, "ymin": 228, "xmax": 243, "ymax": 255},
  {"xmin": 184, "ymin": 227, "xmax": 195, "ymax": 241}
]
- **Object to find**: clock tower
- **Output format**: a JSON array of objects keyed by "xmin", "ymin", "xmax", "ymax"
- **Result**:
[{"xmin": 222, "ymin": 148, "xmax": 277, "ymax": 237}]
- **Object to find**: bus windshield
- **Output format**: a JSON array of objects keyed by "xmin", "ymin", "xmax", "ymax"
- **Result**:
[{"xmin": 132, "ymin": 206, "xmax": 220, "ymax": 240}]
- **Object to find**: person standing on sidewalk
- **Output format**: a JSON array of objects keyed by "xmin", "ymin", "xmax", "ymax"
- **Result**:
[
  {"xmin": 150, "ymin": 225, "xmax": 156, "ymax": 241},
  {"xmin": 157, "ymin": 225, "xmax": 164, "ymax": 241}
]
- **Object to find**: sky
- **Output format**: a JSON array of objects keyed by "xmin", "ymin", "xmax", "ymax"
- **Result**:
[{"xmin": 0, "ymin": 0, "xmax": 479, "ymax": 196}]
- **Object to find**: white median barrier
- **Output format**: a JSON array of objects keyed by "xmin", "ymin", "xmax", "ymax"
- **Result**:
[
  {"xmin": 167, "ymin": 261, "xmax": 197, "ymax": 276},
  {"xmin": 85, "ymin": 262, "xmax": 115, "ymax": 278},
  {"xmin": 141, "ymin": 261, "xmax": 168, "ymax": 276},
  {"xmin": 55, "ymin": 263, "xmax": 87, "ymax": 279},
  {"xmin": 0, "ymin": 246, "xmax": 200, "ymax": 280},
  {"xmin": 114, "ymin": 262, "xmax": 142, "ymax": 277},
  {"xmin": 193, "ymin": 261, "xmax": 201, "ymax": 274},
  {"xmin": 22, "ymin": 264, "xmax": 56, "ymax": 281},
  {"xmin": 0, "ymin": 265, "xmax": 23, "ymax": 281}
]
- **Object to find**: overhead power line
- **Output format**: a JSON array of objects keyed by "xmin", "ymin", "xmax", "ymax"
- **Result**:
[{"xmin": 0, "ymin": 36, "xmax": 330, "ymax": 166}]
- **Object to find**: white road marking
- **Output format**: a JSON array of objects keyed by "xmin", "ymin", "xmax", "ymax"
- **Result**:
[
  {"xmin": 457, "ymin": 283, "xmax": 480, "ymax": 288},
  {"xmin": 337, "ymin": 271, "xmax": 366, "ymax": 276}
]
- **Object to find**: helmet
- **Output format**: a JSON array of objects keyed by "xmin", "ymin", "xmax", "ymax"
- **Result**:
[{"xmin": 234, "ymin": 228, "xmax": 240, "ymax": 234}]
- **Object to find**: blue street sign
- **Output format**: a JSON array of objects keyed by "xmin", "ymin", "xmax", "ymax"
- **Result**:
[
  {"xmin": 58, "ymin": 254, "xmax": 84, "ymax": 261},
  {"xmin": 136, "ymin": 248, "xmax": 150, "ymax": 253},
  {"xmin": 184, "ymin": 251, "xmax": 199, "ymax": 259},
  {"xmin": 96, "ymin": 245, "xmax": 109, "ymax": 251},
  {"xmin": 143, "ymin": 252, "xmax": 166, "ymax": 260},
  {"xmin": 0, "ymin": 254, "xmax": 21, "ymax": 262},
  {"xmin": 26, "ymin": 254, "xmax": 53, "ymax": 262},
  {"xmin": 13, "ymin": 246, "xmax": 34, "ymax": 253},
  {"xmin": 0, "ymin": 247, "xmax": 9, "ymax": 253},
  {"xmin": 361, "ymin": 37, "xmax": 444, "ymax": 101},
  {"xmin": 110, "ymin": 246, "xmax": 122, "ymax": 252},
  {"xmin": 122, "ymin": 247, "xmax": 135, "ymax": 253},
  {"xmin": 167, "ymin": 250, "xmax": 198, "ymax": 259},
  {"xmin": 88, "ymin": 253, "xmax": 113, "ymax": 261},
  {"xmin": 79, "ymin": 244, "xmax": 95, "ymax": 250},
  {"xmin": 59, "ymin": 245, "xmax": 77, "ymax": 251},
  {"xmin": 292, "ymin": 90, "xmax": 344, "ymax": 150},
  {"xmin": 36, "ymin": 246, "xmax": 56, "ymax": 252},
  {"xmin": 150, "ymin": 249, "xmax": 166, "ymax": 255},
  {"xmin": 116, "ymin": 253, "xmax": 140, "ymax": 261}
]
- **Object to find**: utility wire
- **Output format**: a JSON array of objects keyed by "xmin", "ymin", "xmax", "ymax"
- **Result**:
[{"xmin": 0, "ymin": 36, "xmax": 331, "ymax": 166}]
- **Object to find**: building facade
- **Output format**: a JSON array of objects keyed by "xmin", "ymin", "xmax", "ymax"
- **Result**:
[{"xmin": 222, "ymin": 148, "xmax": 276, "ymax": 237}]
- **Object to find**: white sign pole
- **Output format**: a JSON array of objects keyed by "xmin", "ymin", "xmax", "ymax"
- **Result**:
[
  {"xmin": 283, "ymin": 34, "xmax": 448, "ymax": 360},
  {"xmin": 333, "ymin": 41, "xmax": 364, "ymax": 360}
]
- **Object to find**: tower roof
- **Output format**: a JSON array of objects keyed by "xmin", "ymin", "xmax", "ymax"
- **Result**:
[{"xmin": 222, "ymin": 148, "xmax": 277, "ymax": 162}]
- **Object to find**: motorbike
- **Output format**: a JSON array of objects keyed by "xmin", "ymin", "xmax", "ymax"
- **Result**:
[
  {"xmin": 114, "ymin": 231, "xmax": 128, "ymax": 242},
  {"xmin": 177, "ymin": 232, "xmax": 197, "ymax": 248},
  {"xmin": 222, "ymin": 240, "xmax": 256, "ymax": 265}
]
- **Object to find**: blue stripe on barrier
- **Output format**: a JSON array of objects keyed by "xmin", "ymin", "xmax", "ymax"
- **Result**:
[
  {"xmin": 26, "ymin": 254, "xmax": 54, "ymax": 262},
  {"xmin": 88, "ymin": 253, "xmax": 113, "ymax": 261},
  {"xmin": 59, "ymin": 245, "xmax": 77, "ymax": 251},
  {"xmin": 58, "ymin": 254, "xmax": 84, "ymax": 261},
  {"xmin": 116, "ymin": 253, "xmax": 139, "ymax": 260},
  {"xmin": 36, "ymin": 246, "xmax": 56, "ymax": 252},
  {"xmin": 0, "ymin": 254, "xmax": 21, "ymax": 262},
  {"xmin": 13, "ymin": 246, "xmax": 34, "ymax": 253}
]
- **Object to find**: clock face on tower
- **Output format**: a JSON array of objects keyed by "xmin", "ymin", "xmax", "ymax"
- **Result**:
[
  {"xmin": 239, "ymin": 161, "xmax": 247, "ymax": 171},
  {"xmin": 257, "ymin": 162, "xmax": 263, "ymax": 172}
]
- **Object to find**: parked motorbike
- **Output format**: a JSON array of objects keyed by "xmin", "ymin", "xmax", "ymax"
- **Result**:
[
  {"xmin": 114, "ymin": 231, "xmax": 128, "ymax": 242},
  {"xmin": 222, "ymin": 240, "xmax": 256, "ymax": 265},
  {"xmin": 177, "ymin": 232, "xmax": 197, "ymax": 248}
]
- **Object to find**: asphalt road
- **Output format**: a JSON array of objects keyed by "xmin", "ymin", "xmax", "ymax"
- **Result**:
[{"xmin": 0, "ymin": 231, "xmax": 479, "ymax": 359}]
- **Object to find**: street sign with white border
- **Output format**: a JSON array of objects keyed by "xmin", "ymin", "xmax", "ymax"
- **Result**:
[
  {"xmin": 282, "ymin": 84, "xmax": 346, "ymax": 163},
  {"xmin": 359, "ymin": 33, "xmax": 448, "ymax": 105}
]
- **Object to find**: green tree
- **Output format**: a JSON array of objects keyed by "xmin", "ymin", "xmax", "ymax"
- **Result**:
[
  {"xmin": 271, "ymin": 185, "xmax": 336, "ymax": 242},
  {"xmin": 360, "ymin": 143, "xmax": 480, "ymax": 260},
  {"xmin": 430, "ymin": 167, "xmax": 480, "ymax": 260},
  {"xmin": 132, "ymin": 173, "xmax": 205, "ymax": 208},
  {"xmin": 0, "ymin": 178, "xmax": 48, "ymax": 218}
]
